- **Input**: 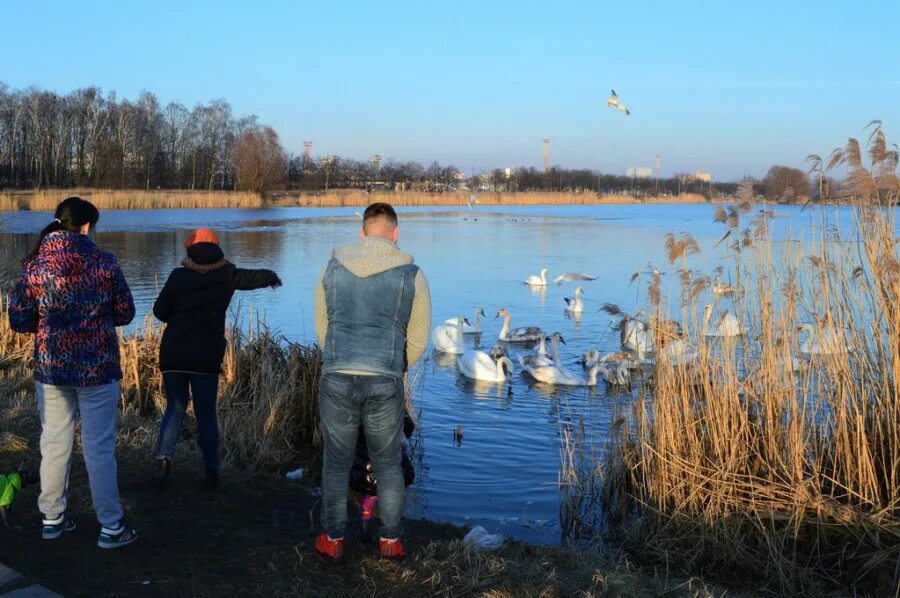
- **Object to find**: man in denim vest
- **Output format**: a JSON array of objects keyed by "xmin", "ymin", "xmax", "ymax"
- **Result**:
[{"xmin": 313, "ymin": 202, "xmax": 431, "ymax": 561}]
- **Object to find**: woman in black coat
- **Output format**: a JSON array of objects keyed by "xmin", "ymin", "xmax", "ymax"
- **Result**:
[{"xmin": 153, "ymin": 228, "xmax": 281, "ymax": 489}]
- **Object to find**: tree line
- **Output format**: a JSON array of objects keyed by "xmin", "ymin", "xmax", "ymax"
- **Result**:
[{"xmin": 1, "ymin": 82, "xmax": 819, "ymax": 201}]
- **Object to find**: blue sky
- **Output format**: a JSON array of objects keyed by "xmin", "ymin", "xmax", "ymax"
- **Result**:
[{"xmin": 3, "ymin": 0, "xmax": 898, "ymax": 179}]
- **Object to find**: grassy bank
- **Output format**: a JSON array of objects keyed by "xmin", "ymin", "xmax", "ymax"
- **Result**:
[
  {"xmin": 568, "ymin": 127, "xmax": 900, "ymax": 596},
  {"xmin": 0, "ymin": 189, "xmax": 711, "ymax": 212},
  {"xmin": 0, "ymin": 299, "xmax": 723, "ymax": 596}
]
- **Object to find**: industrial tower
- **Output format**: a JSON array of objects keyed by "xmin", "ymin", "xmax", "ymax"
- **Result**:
[
  {"xmin": 303, "ymin": 141, "xmax": 313, "ymax": 160},
  {"xmin": 543, "ymin": 139, "xmax": 550, "ymax": 173}
]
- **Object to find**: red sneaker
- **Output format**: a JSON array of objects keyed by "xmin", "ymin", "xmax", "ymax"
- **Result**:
[
  {"xmin": 314, "ymin": 534, "xmax": 344, "ymax": 561},
  {"xmin": 378, "ymin": 537, "xmax": 407, "ymax": 561}
]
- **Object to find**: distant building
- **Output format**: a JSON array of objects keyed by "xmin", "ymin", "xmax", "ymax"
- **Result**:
[
  {"xmin": 626, "ymin": 167, "xmax": 653, "ymax": 179},
  {"xmin": 694, "ymin": 170, "xmax": 712, "ymax": 183}
]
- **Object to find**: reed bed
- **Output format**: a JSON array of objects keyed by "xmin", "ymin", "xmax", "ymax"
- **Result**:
[
  {"xmin": 565, "ymin": 128, "xmax": 900, "ymax": 594},
  {"xmin": 0, "ymin": 306, "xmax": 322, "ymax": 470},
  {"xmin": 0, "ymin": 189, "xmax": 709, "ymax": 211}
]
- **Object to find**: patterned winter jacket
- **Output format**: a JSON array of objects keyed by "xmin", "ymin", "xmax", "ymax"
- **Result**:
[{"xmin": 8, "ymin": 231, "xmax": 135, "ymax": 387}]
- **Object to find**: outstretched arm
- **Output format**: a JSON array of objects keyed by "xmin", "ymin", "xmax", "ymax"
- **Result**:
[{"xmin": 233, "ymin": 268, "xmax": 282, "ymax": 291}]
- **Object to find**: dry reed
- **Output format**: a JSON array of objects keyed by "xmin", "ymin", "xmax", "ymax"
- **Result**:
[
  {"xmin": 0, "ymin": 303, "xmax": 322, "ymax": 470},
  {"xmin": 570, "ymin": 132, "xmax": 900, "ymax": 593},
  {"xmin": 0, "ymin": 189, "xmax": 711, "ymax": 212}
]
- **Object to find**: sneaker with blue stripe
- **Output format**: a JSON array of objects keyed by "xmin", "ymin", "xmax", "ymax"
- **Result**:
[
  {"xmin": 97, "ymin": 521, "xmax": 138, "ymax": 549},
  {"xmin": 42, "ymin": 514, "xmax": 76, "ymax": 540}
]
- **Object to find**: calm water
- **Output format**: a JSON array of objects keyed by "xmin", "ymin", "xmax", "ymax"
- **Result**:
[{"xmin": 0, "ymin": 203, "xmax": 857, "ymax": 543}]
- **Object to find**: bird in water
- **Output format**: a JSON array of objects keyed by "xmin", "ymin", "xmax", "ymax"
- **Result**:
[
  {"xmin": 606, "ymin": 89, "xmax": 631, "ymax": 115},
  {"xmin": 563, "ymin": 286, "xmax": 585, "ymax": 313}
]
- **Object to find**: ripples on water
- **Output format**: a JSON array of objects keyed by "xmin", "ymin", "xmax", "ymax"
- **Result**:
[{"xmin": 0, "ymin": 203, "xmax": 859, "ymax": 543}]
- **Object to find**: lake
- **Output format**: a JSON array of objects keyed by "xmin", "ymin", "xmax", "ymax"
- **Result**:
[{"xmin": 0, "ymin": 202, "xmax": 855, "ymax": 544}]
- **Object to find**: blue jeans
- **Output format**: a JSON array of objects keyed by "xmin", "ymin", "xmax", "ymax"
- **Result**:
[
  {"xmin": 36, "ymin": 382, "xmax": 123, "ymax": 528},
  {"xmin": 319, "ymin": 373, "xmax": 405, "ymax": 540},
  {"xmin": 156, "ymin": 372, "xmax": 220, "ymax": 471}
]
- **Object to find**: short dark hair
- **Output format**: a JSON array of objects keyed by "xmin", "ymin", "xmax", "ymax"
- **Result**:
[{"xmin": 363, "ymin": 202, "xmax": 398, "ymax": 226}]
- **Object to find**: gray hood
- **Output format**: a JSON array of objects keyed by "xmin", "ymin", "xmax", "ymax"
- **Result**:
[{"xmin": 333, "ymin": 236, "xmax": 414, "ymax": 278}]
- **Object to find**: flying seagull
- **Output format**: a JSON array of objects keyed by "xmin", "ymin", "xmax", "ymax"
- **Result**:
[
  {"xmin": 554, "ymin": 272, "xmax": 598, "ymax": 286},
  {"xmin": 606, "ymin": 89, "xmax": 630, "ymax": 115},
  {"xmin": 467, "ymin": 194, "xmax": 480, "ymax": 210}
]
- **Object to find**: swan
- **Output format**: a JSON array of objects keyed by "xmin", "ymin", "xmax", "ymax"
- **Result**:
[
  {"xmin": 713, "ymin": 275, "xmax": 735, "ymax": 297},
  {"xmin": 563, "ymin": 286, "xmax": 585, "ymax": 313},
  {"xmin": 522, "ymin": 360, "xmax": 604, "ymax": 387},
  {"xmin": 444, "ymin": 308, "xmax": 485, "ymax": 334},
  {"xmin": 520, "ymin": 333, "xmax": 565, "ymax": 370},
  {"xmin": 525, "ymin": 268, "xmax": 549, "ymax": 286},
  {"xmin": 458, "ymin": 349, "xmax": 514, "ymax": 383},
  {"xmin": 596, "ymin": 361, "xmax": 631, "ymax": 387},
  {"xmin": 703, "ymin": 305, "xmax": 746, "ymax": 337},
  {"xmin": 620, "ymin": 313, "xmax": 653, "ymax": 357},
  {"xmin": 798, "ymin": 323, "xmax": 845, "ymax": 356},
  {"xmin": 496, "ymin": 308, "xmax": 544, "ymax": 343},
  {"xmin": 583, "ymin": 350, "xmax": 641, "ymax": 370},
  {"xmin": 554, "ymin": 272, "xmax": 597, "ymax": 286},
  {"xmin": 432, "ymin": 317, "xmax": 469, "ymax": 354},
  {"xmin": 660, "ymin": 338, "xmax": 698, "ymax": 366}
]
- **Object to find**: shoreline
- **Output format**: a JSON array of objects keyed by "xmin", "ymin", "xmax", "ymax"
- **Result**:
[{"xmin": 1, "ymin": 189, "xmax": 728, "ymax": 212}]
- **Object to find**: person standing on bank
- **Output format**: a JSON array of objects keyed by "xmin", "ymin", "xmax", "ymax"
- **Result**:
[
  {"xmin": 8, "ymin": 197, "xmax": 137, "ymax": 549},
  {"xmin": 313, "ymin": 202, "xmax": 431, "ymax": 561},
  {"xmin": 152, "ymin": 229, "xmax": 281, "ymax": 490}
]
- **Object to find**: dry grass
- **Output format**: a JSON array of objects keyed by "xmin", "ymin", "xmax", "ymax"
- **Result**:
[
  {"xmin": 0, "ymin": 189, "xmax": 711, "ymax": 211},
  {"xmin": 562, "ymin": 127, "xmax": 900, "ymax": 595},
  {"xmin": 0, "ymin": 305, "xmax": 322, "ymax": 470}
]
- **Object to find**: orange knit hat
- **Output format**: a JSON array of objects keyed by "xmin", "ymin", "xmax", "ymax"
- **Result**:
[{"xmin": 184, "ymin": 228, "xmax": 219, "ymax": 249}]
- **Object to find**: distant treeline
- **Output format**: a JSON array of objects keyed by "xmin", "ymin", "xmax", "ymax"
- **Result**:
[{"xmin": 0, "ymin": 82, "xmax": 744, "ymax": 197}]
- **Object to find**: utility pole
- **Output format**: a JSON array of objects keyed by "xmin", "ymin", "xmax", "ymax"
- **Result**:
[{"xmin": 655, "ymin": 154, "xmax": 661, "ymax": 196}]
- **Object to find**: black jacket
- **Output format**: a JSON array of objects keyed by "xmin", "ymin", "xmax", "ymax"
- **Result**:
[{"xmin": 153, "ymin": 243, "xmax": 281, "ymax": 374}]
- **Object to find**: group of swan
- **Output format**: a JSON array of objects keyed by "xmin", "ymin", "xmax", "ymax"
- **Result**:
[{"xmin": 517, "ymin": 333, "xmax": 603, "ymax": 386}]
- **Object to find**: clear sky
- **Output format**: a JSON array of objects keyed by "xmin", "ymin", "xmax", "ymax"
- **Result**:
[{"xmin": 3, "ymin": 0, "xmax": 898, "ymax": 180}]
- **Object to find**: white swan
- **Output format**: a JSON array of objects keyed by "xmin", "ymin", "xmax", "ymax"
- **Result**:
[
  {"xmin": 524, "ymin": 268, "xmax": 549, "ymax": 286},
  {"xmin": 458, "ymin": 349, "xmax": 514, "ymax": 383},
  {"xmin": 520, "ymin": 333, "xmax": 565, "ymax": 370},
  {"xmin": 798, "ymin": 323, "xmax": 845, "ymax": 356},
  {"xmin": 713, "ymin": 275, "xmax": 735, "ymax": 297},
  {"xmin": 496, "ymin": 308, "xmax": 544, "ymax": 343},
  {"xmin": 703, "ymin": 305, "xmax": 746, "ymax": 337},
  {"xmin": 553, "ymin": 272, "xmax": 597, "ymax": 286},
  {"xmin": 620, "ymin": 312, "xmax": 653, "ymax": 358},
  {"xmin": 521, "ymin": 360, "xmax": 603, "ymax": 387},
  {"xmin": 444, "ymin": 308, "xmax": 485, "ymax": 334},
  {"xmin": 563, "ymin": 286, "xmax": 584, "ymax": 313},
  {"xmin": 660, "ymin": 338, "xmax": 698, "ymax": 366},
  {"xmin": 432, "ymin": 317, "xmax": 469, "ymax": 354}
]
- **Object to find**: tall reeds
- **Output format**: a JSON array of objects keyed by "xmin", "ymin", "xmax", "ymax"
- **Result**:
[
  {"xmin": 0, "ymin": 306, "xmax": 322, "ymax": 470},
  {"xmin": 565, "ymin": 126, "xmax": 900, "ymax": 593},
  {"xmin": 0, "ymin": 189, "xmax": 710, "ymax": 212}
]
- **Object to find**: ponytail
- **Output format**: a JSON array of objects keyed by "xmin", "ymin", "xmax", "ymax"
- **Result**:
[{"xmin": 25, "ymin": 197, "xmax": 100, "ymax": 263}]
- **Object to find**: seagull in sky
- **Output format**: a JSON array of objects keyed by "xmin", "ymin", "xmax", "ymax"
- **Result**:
[{"xmin": 606, "ymin": 89, "xmax": 630, "ymax": 115}]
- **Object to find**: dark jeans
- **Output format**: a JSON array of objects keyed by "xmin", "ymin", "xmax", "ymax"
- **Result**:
[
  {"xmin": 155, "ymin": 372, "xmax": 220, "ymax": 471},
  {"xmin": 319, "ymin": 373, "xmax": 404, "ymax": 540}
]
